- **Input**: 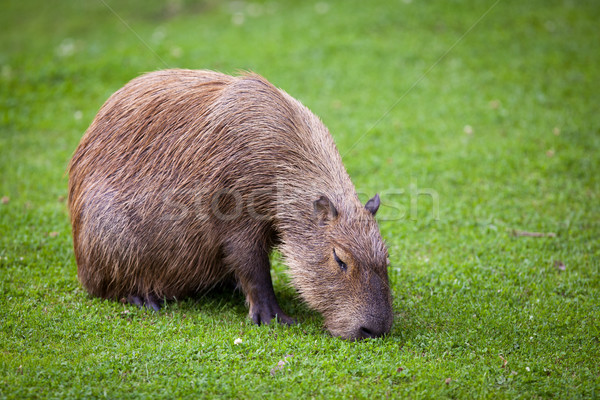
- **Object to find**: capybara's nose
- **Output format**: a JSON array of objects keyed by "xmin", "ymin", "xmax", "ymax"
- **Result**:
[{"xmin": 358, "ymin": 324, "xmax": 386, "ymax": 339}]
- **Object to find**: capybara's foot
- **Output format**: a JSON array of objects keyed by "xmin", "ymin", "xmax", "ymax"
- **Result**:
[
  {"xmin": 127, "ymin": 294, "xmax": 163, "ymax": 312},
  {"xmin": 250, "ymin": 299, "xmax": 295, "ymax": 326}
]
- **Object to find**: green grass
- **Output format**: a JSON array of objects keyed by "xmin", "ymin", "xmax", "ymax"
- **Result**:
[{"xmin": 1, "ymin": 0, "xmax": 599, "ymax": 398}]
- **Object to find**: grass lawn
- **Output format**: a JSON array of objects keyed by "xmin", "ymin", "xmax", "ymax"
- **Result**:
[{"xmin": 1, "ymin": 0, "xmax": 599, "ymax": 398}]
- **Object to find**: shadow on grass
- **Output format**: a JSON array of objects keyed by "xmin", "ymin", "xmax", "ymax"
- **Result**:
[{"xmin": 157, "ymin": 282, "xmax": 322, "ymax": 329}]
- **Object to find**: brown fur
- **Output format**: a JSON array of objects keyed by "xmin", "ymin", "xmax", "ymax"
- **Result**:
[{"xmin": 68, "ymin": 69, "xmax": 393, "ymax": 339}]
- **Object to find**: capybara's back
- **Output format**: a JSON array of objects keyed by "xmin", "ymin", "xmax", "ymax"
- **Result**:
[{"xmin": 69, "ymin": 69, "xmax": 393, "ymax": 339}]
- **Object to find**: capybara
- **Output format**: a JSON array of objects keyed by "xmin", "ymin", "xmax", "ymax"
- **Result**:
[{"xmin": 68, "ymin": 69, "xmax": 393, "ymax": 340}]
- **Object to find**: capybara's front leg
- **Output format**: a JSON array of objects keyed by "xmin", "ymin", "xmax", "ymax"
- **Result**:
[
  {"xmin": 244, "ymin": 265, "xmax": 295, "ymax": 326},
  {"xmin": 226, "ymin": 243, "xmax": 295, "ymax": 325}
]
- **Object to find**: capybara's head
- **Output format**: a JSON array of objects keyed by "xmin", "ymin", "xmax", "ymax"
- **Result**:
[{"xmin": 287, "ymin": 193, "xmax": 393, "ymax": 340}]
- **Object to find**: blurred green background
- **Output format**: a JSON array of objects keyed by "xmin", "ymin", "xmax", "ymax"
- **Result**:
[{"xmin": 1, "ymin": 0, "xmax": 599, "ymax": 398}]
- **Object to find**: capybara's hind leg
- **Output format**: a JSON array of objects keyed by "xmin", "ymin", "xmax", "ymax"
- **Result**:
[{"xmin": 127, "ymin": 294, "xmax": 164, "ymax": 312}]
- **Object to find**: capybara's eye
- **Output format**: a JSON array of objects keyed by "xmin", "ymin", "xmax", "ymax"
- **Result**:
[{"xmin": 333, "ymin": 249, "xmax": 347, "ymax": 272}]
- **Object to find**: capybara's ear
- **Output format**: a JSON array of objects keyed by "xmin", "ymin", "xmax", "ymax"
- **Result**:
[
  {"xmin": 365, "ymin": 193, "xmax": 380, "ymax": 216},
  {"xmin": 313, "ymin": 195, "xmax": 338, "ymax": 226}
]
